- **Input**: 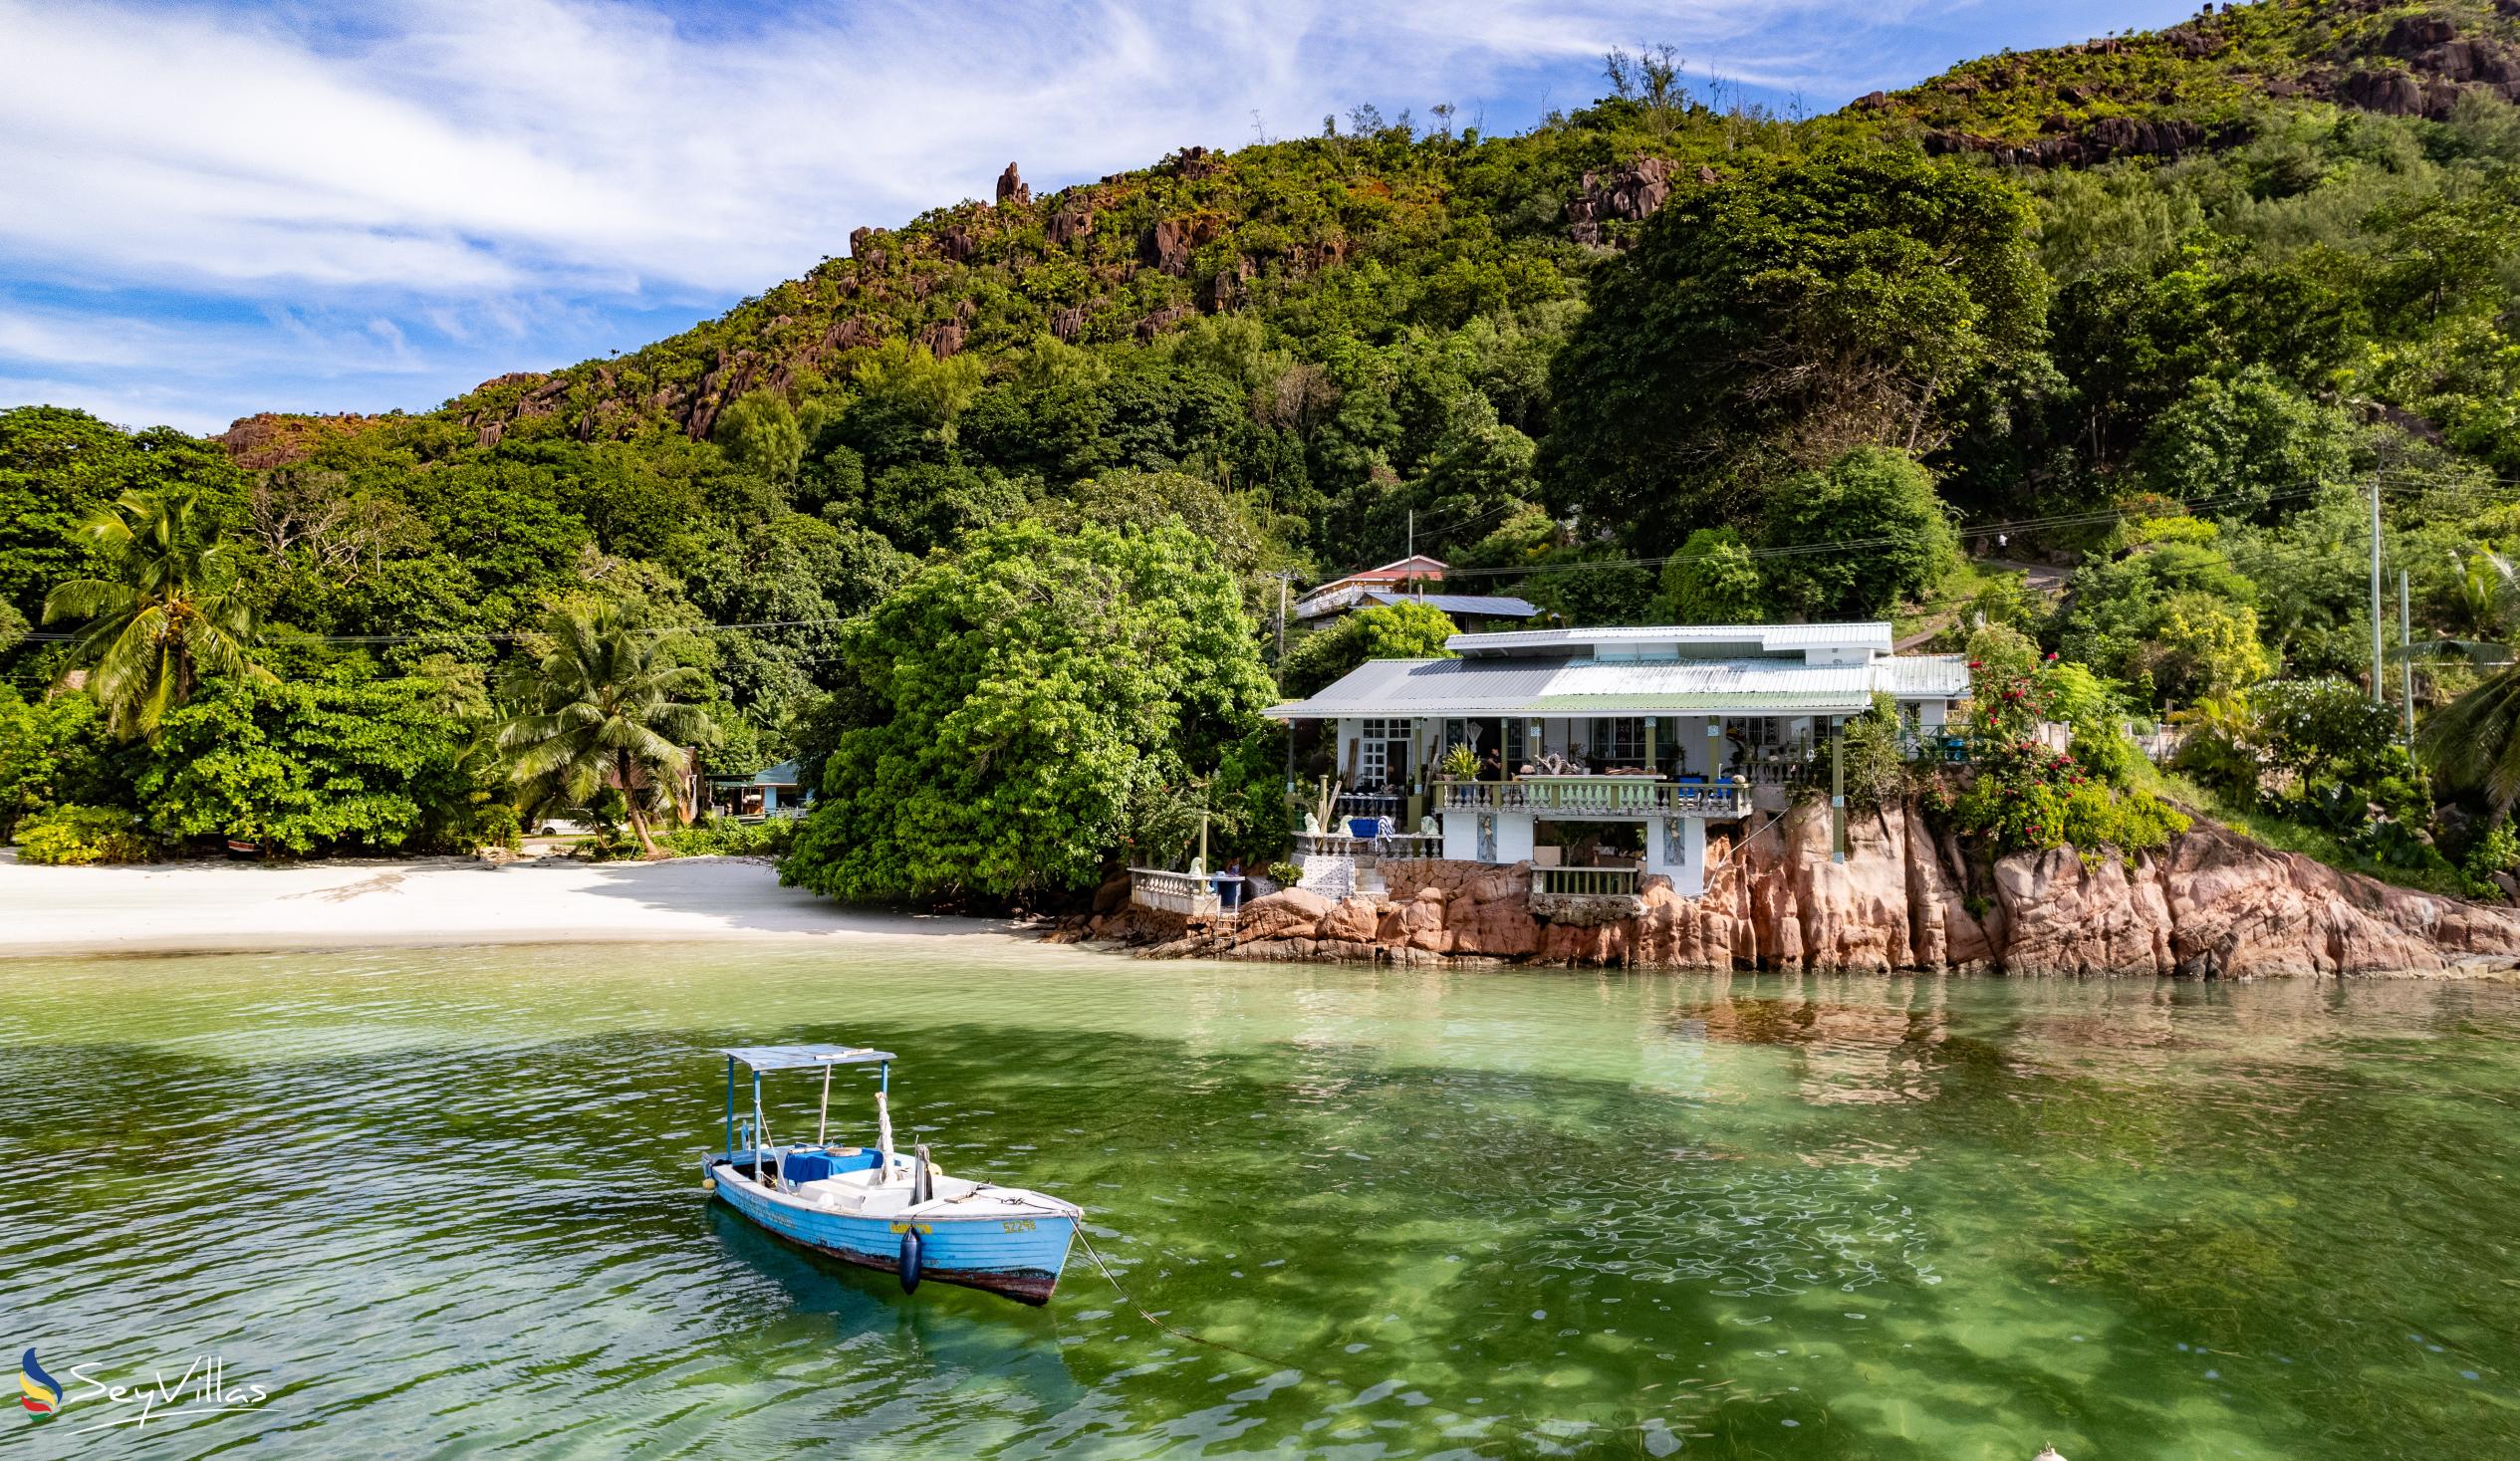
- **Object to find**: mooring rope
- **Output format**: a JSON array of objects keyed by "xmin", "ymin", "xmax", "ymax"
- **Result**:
[
  {"xmin": 1703, "ymin": 803, "xmax": 1792, "ymax": 876},
  {"xmin": 1072, "ymin": 1226, "xmax": 1321, "ymax": 1379}
]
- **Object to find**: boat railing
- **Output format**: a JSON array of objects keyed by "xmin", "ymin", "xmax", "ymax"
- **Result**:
[
  {"xmin": 1533, "ymin": 865, "xmax": 1642, "ymax": 898},
  {"xmin": 1434, "ymin": 778, "xmax": 1746, "ymax": 818}
]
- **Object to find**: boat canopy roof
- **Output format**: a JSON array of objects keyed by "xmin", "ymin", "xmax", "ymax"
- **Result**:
[{"xmin": 722, "ymin": 1045, "xmax": 895, "ymax": 1071}]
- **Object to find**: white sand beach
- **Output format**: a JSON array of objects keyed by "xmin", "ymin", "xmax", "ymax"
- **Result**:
[{"xmin": 0, "ymin": 853, "xmax": 1021, "ymax": 958}]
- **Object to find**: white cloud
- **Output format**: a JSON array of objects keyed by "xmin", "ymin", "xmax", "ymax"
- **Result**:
[
  {"xmin": 0, "ymin": 0, "xmax": 2149, "ymax": 298},
  {"xmin": 0, "ymin": 0, "xmax": 2200, "ymax": 428}
]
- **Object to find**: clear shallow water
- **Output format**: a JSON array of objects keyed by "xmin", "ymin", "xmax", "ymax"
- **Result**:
[{"xmin": 2, "ymin": 944, "xmax": 2518, "ymax": 1458}]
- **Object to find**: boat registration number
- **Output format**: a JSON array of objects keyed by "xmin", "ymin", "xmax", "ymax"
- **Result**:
[{"xmin": 1001, "ymin": 1218, "xmax": 1037, "ymax": 1232}]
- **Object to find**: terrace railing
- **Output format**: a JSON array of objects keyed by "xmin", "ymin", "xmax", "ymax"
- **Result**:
[
  {"xmin": 1534, "ymin": 865, "xmax": 1642, "ymax": 898},
  {"xmin": 1435, "ymin": 778, "xmax": 1746, "ymax": 819},
  {"xmin": 1294, "ymin": 831, "xmax": 1440, "ymax": 860},
  {"xmin": 1129, "ymin": 868, "xmax": 1221, "ymax": 919}
]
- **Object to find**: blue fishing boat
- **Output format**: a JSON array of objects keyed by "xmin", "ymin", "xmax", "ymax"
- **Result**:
[{"xmin": 702, "ymin": 1045, "xmax": 1081, "ymax": 1305}]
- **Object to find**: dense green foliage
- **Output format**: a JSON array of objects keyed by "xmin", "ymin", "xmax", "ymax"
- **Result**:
[
  {"xmin": 1936, "ymin": 626, "xmax": 2190, "ymax": 861},
  {"xmin": 14, "ymin": 804, "xmax": 149, "ymax": 865},
  {"xmin": 1759, "ymin": 448, "xmax": 1960, "ymax": 620},
  {"xmin": 136, "ymin": 669, "xmax": 504, "ymax": 855},
  {"xmin": 1545, "ymin": 149, "xmax": 2045, "ymax": 536},
  {"xmin": 660, "ymin": 815, "xmax": 801, "ymax": 858},
  {"xmin": 778, "ymin": 521, "xmax": 1276, "ymax": 901}
]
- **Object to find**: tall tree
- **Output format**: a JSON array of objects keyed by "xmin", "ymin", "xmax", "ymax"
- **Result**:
[
  {"xmin": 491, "ymin": 607, "xmax": 717, "ymax": 854},
  {"xmin": 781, "ymin": 519, "xmax": 1276, "ymax": 902},
  {"xmin": 42, "ymin": 487, "xmax": 266, "ymax": 741},
  {"xmin": 1541, "ymin": 148, "xmax": 2045, "ymax": 541},
  {"xmin": 1759, "ymin": 447, "xmax": 1958, "ymax": 620}
]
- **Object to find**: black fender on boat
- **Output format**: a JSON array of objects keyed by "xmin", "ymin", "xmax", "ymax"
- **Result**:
[{"xmin": 898, "ymin": 1226, "xmax": 922, "ymax": 1294}]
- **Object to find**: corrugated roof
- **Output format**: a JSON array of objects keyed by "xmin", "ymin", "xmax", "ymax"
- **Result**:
[
  {"xmin": 1873, "ymin": 654, "xmax": 1971, "ymax": 697},
  {"xmin": 1449, "ymin": 621, "xmax": 1893, "ymax": 656},
  {"xmin": 1267, "ymin": 653, "xmax": 1965, "ymax": 719},
  {"xmin": 1361, "ymin": 591, "xmax": 1541, "ymax": 617}
]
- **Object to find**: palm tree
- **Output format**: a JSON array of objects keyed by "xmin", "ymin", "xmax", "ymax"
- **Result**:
[
  {"xmin": 492, "ymin": 607, "xmax": 716, "ymax": 855},
  {"xmin": 42, "ymin": 487, "xmax": 266, "ymax": 741},
  {"xmin": 2420, "ymin": 665, "xmax": 2520, "ymax": 815}
]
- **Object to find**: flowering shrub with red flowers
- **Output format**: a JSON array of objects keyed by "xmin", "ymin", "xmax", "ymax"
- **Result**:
[{"xmin": 1925, "ymin": 626, "xmax": 2188, "ymax": 861}]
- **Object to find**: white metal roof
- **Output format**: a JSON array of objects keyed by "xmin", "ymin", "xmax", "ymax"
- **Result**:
[
  {"xmin": 1267, "ymin": 653, "xmax": 1968, "ymax": 720},
  {"xmin": 1447, "ymin": 622, "xmax": 1895, "ymax": 657}
]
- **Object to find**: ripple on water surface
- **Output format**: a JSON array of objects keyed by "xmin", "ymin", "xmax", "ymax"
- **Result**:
[{"xmin": 0, "ymin": 948, "xmax": 2515, "ymax": 1457}]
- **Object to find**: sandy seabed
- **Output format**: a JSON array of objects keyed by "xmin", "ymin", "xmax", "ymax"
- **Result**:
[{"xmin": 0, "ymin": 853, "xmax": 1019, "ymax": 958}]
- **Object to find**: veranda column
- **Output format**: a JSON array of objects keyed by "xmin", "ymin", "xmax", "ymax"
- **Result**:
[{"xmin": 1830, "ymin": 714, "xmax": 1847, "ymax": 864}]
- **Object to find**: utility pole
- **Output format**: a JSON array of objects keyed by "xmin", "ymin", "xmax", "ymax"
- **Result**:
[
  {"xmin": 2400, "ymin": 570, "xmax": 2415, "ymax": 751},
  {"xmin": 1274, "ymin": 572, "xmax": 1296, "ymax": 795},
  {"xmin": 2370, "ymin": 474, "xmax": 2386, "ymax": 703},
  {"xmin": 1407, "ymin": 508, "xmax": 1414, "ymax": 561}
]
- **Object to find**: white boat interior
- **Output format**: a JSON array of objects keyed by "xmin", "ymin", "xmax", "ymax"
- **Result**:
[{"xmin": 722, "ymin": 1145, "xmax": 1082, "ymax": 1222}]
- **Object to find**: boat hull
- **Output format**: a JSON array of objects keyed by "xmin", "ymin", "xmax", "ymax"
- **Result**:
[{"xmin": 707, "ymin": 1159, "xmax": 1076, "ymax": 1306}]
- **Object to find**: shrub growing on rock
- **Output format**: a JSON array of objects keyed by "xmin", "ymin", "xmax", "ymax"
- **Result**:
[{"xmin": 1937, "ymin": 625, "xmax": 2189, "ymax": 859}]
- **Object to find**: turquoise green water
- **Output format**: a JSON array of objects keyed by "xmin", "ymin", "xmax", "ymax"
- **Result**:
[{"xmin": 3, "ymin": 942, "xmax": 2518, "ymax": 1458}]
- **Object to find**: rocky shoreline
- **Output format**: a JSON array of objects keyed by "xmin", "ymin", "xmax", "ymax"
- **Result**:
[{"xmin": 1065, "ymin": 802, "xmax": 2520, "ymax": 978}]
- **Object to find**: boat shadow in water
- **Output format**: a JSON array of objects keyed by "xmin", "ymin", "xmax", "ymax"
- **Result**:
[{"xmin": 702, "ymin": 1201, "xmax": 1087, "ymax": 1401}]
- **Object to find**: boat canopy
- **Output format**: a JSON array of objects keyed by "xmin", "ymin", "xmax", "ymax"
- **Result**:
[{"xmin": 722, "ymin": 1045, "xmax": 895, "ymax": 1071}]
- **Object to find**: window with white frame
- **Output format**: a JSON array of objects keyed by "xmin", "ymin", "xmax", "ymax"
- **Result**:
[
  {"xmin": 1358, "ymin": 718, "xmax": 1411, "ymax": 789},
  {"xmin": 1592, "ymin": 716, "xmax": 1646, "ymax": 763}
]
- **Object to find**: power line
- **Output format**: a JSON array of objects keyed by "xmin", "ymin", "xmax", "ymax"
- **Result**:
[
  {"xmin": 1308, "ymin": 464, "xmax": 2520, "ymax": 595},
  {"xmin": 1413, "ymin": 483, "xmax": 2339, "ymax": 584}
]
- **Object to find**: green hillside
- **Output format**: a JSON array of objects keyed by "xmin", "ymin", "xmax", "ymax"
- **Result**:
[{"xmin": 17, "ymin": 0, "xmax": 2520, "ymax": 897}]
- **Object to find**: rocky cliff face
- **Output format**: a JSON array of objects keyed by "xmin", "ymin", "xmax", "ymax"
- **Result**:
[{"xmin": 1101, "ymin": 801, "xmax": 2520, "ymax": 978}]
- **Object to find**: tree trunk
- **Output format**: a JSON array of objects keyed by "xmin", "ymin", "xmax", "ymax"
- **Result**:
[{"xmin": 620, "ymin": 750, "xmax": 658, "ymax": 857}]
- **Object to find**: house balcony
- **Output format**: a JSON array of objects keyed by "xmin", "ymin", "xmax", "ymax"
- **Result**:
[{"xmin": 1434, "ymin": 777, "xmax": 1748, "ymax": 820}]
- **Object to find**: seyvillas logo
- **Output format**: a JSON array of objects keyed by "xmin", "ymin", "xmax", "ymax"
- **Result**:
[
  {"xmin": 17, "ymin": 1348, "xmax": 60, "ymax": 1415},
  {"xmin": 13, "ymin": 1349, "xmax": 273, "ymax": 1433}
]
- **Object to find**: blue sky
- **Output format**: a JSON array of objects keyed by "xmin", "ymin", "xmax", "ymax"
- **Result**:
[{"xmin": 0, "ymin": 0, "xmax": 2205, "ymax": 436}]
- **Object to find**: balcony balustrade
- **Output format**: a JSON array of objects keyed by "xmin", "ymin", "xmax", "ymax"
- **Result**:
[{"xmin": 1433, "ymin": 777, "xmax": 1746, "ymax": 819}]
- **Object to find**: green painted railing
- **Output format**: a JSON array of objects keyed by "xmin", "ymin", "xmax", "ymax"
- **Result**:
[{"xmin": 1435, "ymin": 779, "xmax": 1745, "ymax": 818}]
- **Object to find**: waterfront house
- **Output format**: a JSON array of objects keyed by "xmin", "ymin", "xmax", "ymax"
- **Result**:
[
  {"xmin": 706, "ymin": 758, "xmax": 809, "ymax": 820},
  {"xmin": 1264, "ymin": 622, "xmax": 1969, "ymax": 898}
]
